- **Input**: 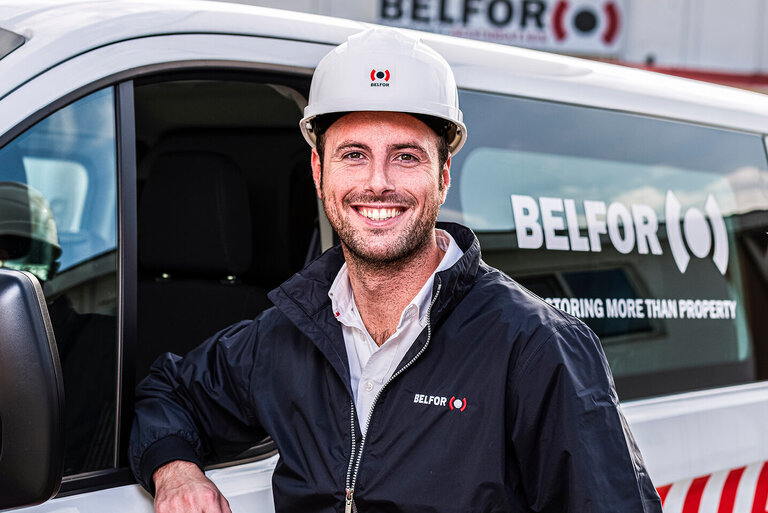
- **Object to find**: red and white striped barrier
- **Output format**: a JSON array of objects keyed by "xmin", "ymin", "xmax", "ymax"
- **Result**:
[{"xmin": 658, "ymin": 462, "xmax": 768, "ymax": 513}]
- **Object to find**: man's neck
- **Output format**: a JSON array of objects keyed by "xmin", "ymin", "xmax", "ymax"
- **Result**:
[{"xmin": 343, "ymin": 236, "xmax": 445, "ymax": 347}]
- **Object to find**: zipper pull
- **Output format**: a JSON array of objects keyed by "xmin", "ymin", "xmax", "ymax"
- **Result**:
[{"xmin": 345, "ymin": 488, "xmax": 354, "ymax": 513}]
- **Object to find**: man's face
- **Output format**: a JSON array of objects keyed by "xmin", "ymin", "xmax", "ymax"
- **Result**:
[{"xmin": 311, "ymin": 111, "xmax": 450, "ymax": 265}]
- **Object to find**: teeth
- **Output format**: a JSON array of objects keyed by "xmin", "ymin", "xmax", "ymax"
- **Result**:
[{"xmin": 359, "ymin": 207, "xmax": 402, "ymax": 221}]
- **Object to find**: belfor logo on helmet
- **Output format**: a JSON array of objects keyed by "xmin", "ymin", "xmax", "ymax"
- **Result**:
[{"xmin": 370, "ymin": 69, "xmax": 391, "ymax": 86}]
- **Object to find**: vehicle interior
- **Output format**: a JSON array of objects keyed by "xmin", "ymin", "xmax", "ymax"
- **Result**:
[
  {"xmin": 132, "ymin": 71, "xmax": 319, "ymax": 466},
  {"xmin": 133, "ymin": 72, "xmax": 318, "ymax": 383}
]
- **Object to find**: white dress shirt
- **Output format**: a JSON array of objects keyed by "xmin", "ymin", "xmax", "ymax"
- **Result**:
[{"xmin": 328, "ymin": 229, "xmax": 464, "ymax": 434}]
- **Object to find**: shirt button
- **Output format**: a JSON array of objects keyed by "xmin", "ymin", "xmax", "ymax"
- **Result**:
[{"xmin": 365, "ymin": 381, "xmax": 374, "ymax": 392}]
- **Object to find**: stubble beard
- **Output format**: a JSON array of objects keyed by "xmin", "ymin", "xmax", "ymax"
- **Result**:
[{"xmin": 322, "ymin": 191, "xmax": 441, "ymax": 272}]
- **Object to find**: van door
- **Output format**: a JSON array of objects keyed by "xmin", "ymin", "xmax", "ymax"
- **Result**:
[{"xmin": 0, "ymin": 32, "xmax": 332, "ymax": 512}]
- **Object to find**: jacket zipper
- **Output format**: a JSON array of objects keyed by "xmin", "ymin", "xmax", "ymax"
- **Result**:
[{"xmin": 343, "ymin": 280, "xmax": 443, "ymax": 513}]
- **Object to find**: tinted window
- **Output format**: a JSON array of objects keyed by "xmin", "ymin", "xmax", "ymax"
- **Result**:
[
  {"xmin": 0, "ymin": 88, "xmax": 118, "ymax": 474},
  {"xmin": 443, "ymin": 90, "xmax": 768, "ymax": 400}
]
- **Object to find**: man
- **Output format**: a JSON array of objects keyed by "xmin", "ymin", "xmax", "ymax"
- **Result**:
[{"xmin": 130, "ymin": 28, "xmax": 661, "ymax": 512}]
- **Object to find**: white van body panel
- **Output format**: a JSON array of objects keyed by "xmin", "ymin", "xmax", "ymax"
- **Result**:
[
  {"xmin": 2, "ymin": 1, "xmax": 768, "ymax": 134},
  {"xmin": 0, "ymin": 1, "xmax": 358, "ymax": 99},
  {"xmin": 623, "ymin": 382, "xmax": 768, "ymax": 485},
  {"xmin": 13, "ymin": 456, "xmax": 278, "ymax": 513},
  {"xmin": 1, "ymin": 1, "xmax": 767, "ymax": 510},
  {"xmin": 0, "ymin": 33, "xmax": 329, "ymax": 137}
]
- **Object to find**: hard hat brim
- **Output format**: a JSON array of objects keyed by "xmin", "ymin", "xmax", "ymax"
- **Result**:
[{"xmin": 300, "ymin": 108, "xmax": 466, "ymax": 156}]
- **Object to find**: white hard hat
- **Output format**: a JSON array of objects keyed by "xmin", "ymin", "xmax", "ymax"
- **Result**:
[{"xmin": 300, "ymin": 27, "xmax": 467, "ymax": 155}]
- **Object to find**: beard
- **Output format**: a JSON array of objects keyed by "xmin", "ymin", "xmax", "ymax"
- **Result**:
[{"xmin": 322, "ymin": 190, "xmax": 441, "ymax": 269}]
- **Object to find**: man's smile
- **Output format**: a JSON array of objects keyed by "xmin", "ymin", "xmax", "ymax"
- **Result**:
[{"xmin": 354, "ymin": 206, "xmax": 405, "ymax": 221}]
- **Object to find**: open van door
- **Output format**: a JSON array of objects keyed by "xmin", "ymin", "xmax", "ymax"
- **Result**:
[{"xmin": 0, "ymin": 268, "xmax": 64, "ymax": 509}]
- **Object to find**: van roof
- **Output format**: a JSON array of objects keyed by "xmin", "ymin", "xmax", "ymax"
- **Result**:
[{"xmin": 1, "ymin": 0, "xmax": 767, "ymax": 135}]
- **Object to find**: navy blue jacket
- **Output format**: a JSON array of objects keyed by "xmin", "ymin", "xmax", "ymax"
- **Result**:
[{"xmin": 130, "ymin": 222, "xmax": 661, "ymax": 512}]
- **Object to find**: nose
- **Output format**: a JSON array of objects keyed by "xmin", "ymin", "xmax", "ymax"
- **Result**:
[{"xmin": 364, "ymin": 160, "xmax": 394, "ymax": 195}]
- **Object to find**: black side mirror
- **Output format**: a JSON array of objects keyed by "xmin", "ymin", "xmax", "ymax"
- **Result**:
[{"xmin": 0, "ymin": 268, "xmax": 64, "ymax": 509}]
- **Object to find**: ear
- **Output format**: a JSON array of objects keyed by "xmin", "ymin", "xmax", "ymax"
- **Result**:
[
  {"xmin": 439, "ymin": 155, "xmax": 451, "ymax": 204},
  {"xmin": 311, "ymin": 148, "xmax": 323, "ymax": 199}
]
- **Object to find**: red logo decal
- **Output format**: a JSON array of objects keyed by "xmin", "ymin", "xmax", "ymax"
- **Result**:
[
  {"xmin": 552, "ymin": 1, "xmax": 568, "ymax": 41},
  {"xmin": 449, "ymin": 396, "xmax": 467, "ymax": 412},
  {"xmin": 551, "ymin": 1, "xmax": 621, "ymax": 45},
  {"xmin": 370, "ymin": 69, "xmax": 390, "ymax": 82},
  {"xmin": 602, "ymin": 2, "xmax": 620, "ymax": 44}
]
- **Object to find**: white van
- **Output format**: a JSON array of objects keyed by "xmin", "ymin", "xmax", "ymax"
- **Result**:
[{"xmin": 1, "ymin": 1, "xmax": 767, "ymax": 511}]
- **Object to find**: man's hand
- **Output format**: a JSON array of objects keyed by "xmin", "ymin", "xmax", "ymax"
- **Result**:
[{"xmin": 153, "ymin": 460, "xmax": 232, "ymax": 513}]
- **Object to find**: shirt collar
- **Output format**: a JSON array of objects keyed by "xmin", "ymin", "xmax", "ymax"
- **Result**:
[{"xmin": 328, "ymin": 229, "xmax": 464, "ymax": 331}]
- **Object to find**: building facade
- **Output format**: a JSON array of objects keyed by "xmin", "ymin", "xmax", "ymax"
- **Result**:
[{"xmin": 226, "ymin": 0, "xmax": 768, "ymax": 91}]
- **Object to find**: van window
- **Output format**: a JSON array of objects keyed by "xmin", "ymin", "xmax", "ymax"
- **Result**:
[
  {"xmin": 0, "ymin": 87, "xmax": 118, "ymax": 474},
  {"xmin": 444, "ymin": 90, "xmax": 768, "ymax": 400}
]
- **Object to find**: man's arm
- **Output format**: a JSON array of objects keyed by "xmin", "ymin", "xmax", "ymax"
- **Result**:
[
  {"xmin": 508, "ymin": 321, "xmax": 662, "ymax": 513},
  {"xmin": 129, "ymin": 319, "xmax": 267, "ymax": 501},
  {"xmin": 152, "ymin": 461, "xmax": 231, "ymax": 513}
]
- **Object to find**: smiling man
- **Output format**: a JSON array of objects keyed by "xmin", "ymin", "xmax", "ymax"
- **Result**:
[
  {"xmin": 130, "ymin": 28, "xmax": 661, "ymax": 513},
  {"xmin": 314, "ymin": 111, "xmax": 451, "ymax": 349}
]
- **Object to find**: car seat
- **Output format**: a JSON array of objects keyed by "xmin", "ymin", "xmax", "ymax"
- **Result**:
[{"xmin": 136, "ymin": 149, "xmax": 271, "ymax": 381}]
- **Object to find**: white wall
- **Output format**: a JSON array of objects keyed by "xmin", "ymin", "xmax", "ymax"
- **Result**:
[
  {"xmin": 622, "ymin": 0, "xmax": 689, "ymax": 67},
  {"xmin": 622, "ymin": 0, "xmax": 767, "ymax": 73}
]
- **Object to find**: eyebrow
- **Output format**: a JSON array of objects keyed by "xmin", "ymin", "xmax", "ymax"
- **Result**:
[
  {"xmin": 390, "ymin": 142, "xmax": 429, "ymax": 154},
  {"xmin": 332, "ymin": 141, "xmax": 372, "ymax": 155},
  {"xmin": 332, "ymin": 141, "xmax": 429, "ymax": 155}
]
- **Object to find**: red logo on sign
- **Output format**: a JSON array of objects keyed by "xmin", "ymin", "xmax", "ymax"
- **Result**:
[
  {"xmin": 552, "ymin": 1, "xmax": 621, "ymax": 45},
  {"xmin": 449, "ymin": 396, "xmax": 467, "ymax": 412},
  {"xmin": 370, "ymin": 69, "xmax": 390, "ymax": 82}
]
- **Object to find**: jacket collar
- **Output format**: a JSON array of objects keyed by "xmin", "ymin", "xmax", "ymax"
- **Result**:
[
  {"xmin": 268, "ymin": 222, "xmax": 481, "ymax": 391},
  {"xmin": 430, "ymin": 222, "xmax": 481, "ymax": 324}
]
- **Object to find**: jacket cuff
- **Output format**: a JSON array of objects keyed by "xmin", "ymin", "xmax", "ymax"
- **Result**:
[{"xmin": 139, "ymin": 435, "xmax": 203, "ymax": 495}]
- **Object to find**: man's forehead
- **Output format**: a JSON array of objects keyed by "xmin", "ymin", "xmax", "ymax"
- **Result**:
[
  {"xmin": 331, "ymin": 111, "xmax": 429, "ymax": 128},
  {"xmin": 324, "ymin": 111, "xmax": 439, "ymax": 147}
]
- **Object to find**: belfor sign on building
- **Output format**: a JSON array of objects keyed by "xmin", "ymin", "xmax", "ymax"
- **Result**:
[{"xmin": 379, "ymin": 0, "xmax": 626, "ymax": 56}]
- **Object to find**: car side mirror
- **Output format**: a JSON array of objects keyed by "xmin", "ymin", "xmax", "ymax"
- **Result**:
[{"xmin": 0, "ymin": 268, "xmax": 64, "ymax": 509}]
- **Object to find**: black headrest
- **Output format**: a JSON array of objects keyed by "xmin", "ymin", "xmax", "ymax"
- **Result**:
[{"xmin": 139, "ymin": 151, "xmax": 252, "ymax": 276}]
